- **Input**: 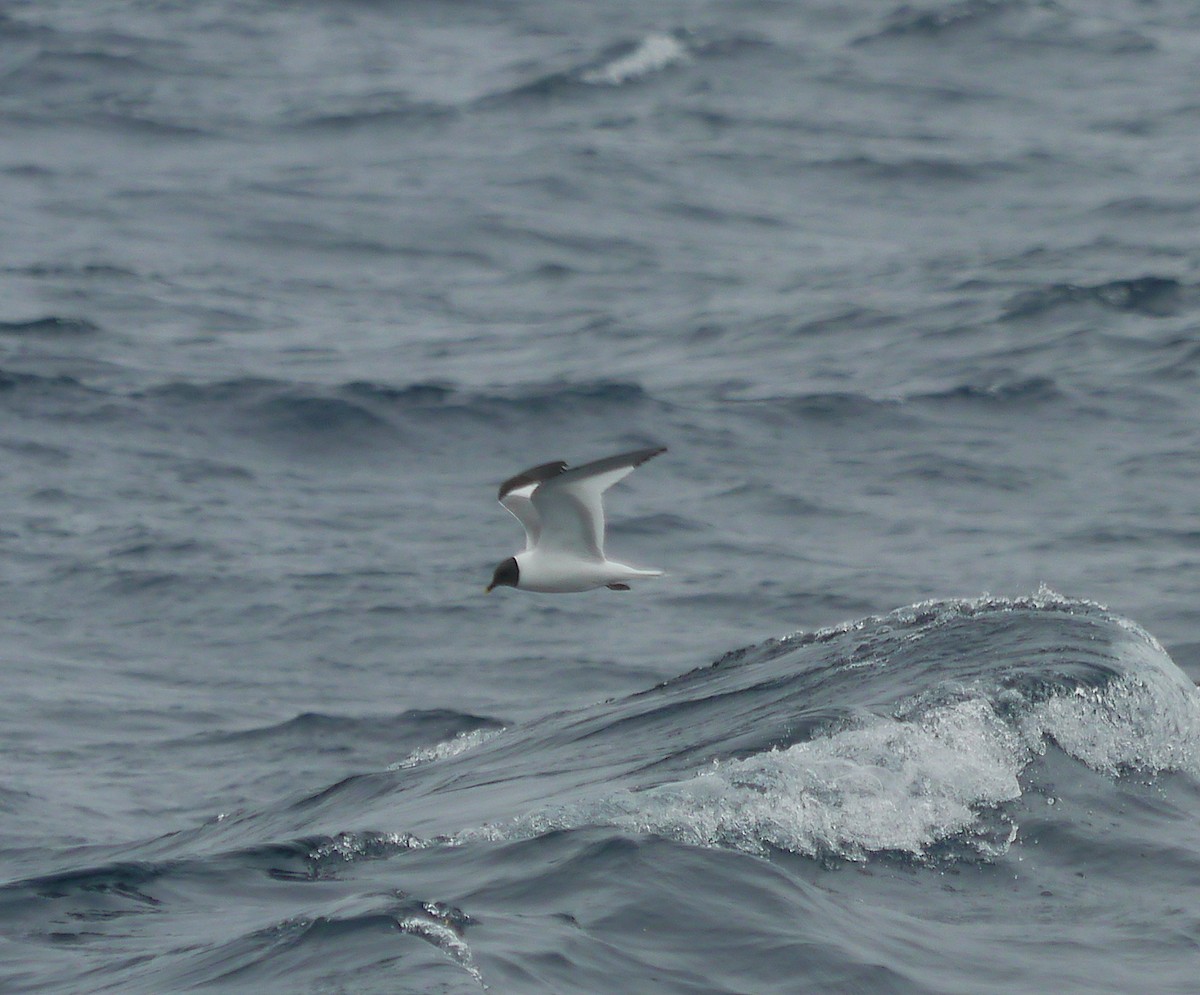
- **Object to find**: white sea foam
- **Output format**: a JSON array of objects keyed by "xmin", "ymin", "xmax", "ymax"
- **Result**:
[
  {"xmin": 397, "ymin": 905, "xmax": 485, "ymax": 988},
  {"xmin": 471, "ymin": 639, "xmax": 1200, "ymax": 861},
  {"xmin": 366, "ymin": 599, "xmax": 1200, "ymax": 865},
  {"xmin": 1028, "ymin": 673, "xmax": 1200, "ymax": 778},
  {"xmin": 389, "ymin": 727, "xmax": 505, "ymax": 771},
  {"xmin": 511, "ymin": 697, "xmax": 1028, "ymax": 861},
  {"xmin": 310, "ymin": 831, "xmax": 434, "ymax": 863},
  {"xmin": 1022, "ymin": 611, "xmax": 1200, "ymax": 777},
  {"xmin": 581, "ymin": 33, "xmax": 689, "ymax": 86}
]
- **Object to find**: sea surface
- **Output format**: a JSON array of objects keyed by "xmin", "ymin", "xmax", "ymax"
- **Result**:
[{"xmin": 3, "ymin": 1, "xmax": 1200, "ymax": 992}]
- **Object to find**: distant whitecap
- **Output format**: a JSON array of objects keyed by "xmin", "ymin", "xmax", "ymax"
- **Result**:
[{"xmin": 582, "ymin": 33, "xmax": 690, "ymax": 86}]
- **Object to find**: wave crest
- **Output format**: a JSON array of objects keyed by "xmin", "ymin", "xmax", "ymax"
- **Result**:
[
  {"xmin": 581, "ymin": 33, "xmax": 690, "ymax": 86},
  {"xmin": 457, "ymin": 594, "xmax": 1200, "ymax": 864}
]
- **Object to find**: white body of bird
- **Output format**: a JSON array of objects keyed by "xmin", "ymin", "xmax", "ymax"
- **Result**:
[{"xmin": 487, "ymin": 447, "xmax": 666, "ymax": 594}]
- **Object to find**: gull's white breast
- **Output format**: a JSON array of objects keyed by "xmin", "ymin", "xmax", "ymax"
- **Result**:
[{"xmin": 515, "ymin": 550, "xmax": 661, "ymax": 593}]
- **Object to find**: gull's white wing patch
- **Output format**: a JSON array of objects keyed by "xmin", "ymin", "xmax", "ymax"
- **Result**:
[
  {"xmin": 498, "ymin": 460, "xmax": 567, "ymax": 550},
  {"xmin": 531, "ymin": 447, "xmax": 666, "ymax": 560},
  {"xmin": 500, "ymin": 484, "xmax": 541, "ymax": 551}
]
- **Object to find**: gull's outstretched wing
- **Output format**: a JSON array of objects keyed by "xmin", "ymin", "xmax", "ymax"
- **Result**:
[
  {"xmin": 498, "ymin": 459, "xmax": 567, "ymax": 549},
  {"xmin": 531, "ymin": 446, "xmax": 666, "ymax": 559}
]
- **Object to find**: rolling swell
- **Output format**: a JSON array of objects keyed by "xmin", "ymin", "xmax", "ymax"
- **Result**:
[
  {"xmin": 482, "ymin": 31, "xmax": 692, "ymax": 105},
  {"xmin": 0, "ymin": 843, "xmax": 480, "ymax": 992},
  {"xmin": 85, "ymin": 594, "xmax": 1200, "ymax": 860},
  {"xmin": 417, "ymin": 594, "xmax": 1200, "ymax": 861},
  {"xmin": 116, "ymin": 376, "xmax": 659, "ymax": 451},
  {"xmin": 288, "ymin": 101, "xmax": 458, "ymax": 133},
  {"xmin": 857, "ymin": 0, "xmax": 1016, "ymax": 43},
  {"xmin": 3, "ymin": 595, "xmax": 1196, "ymax": 993},
  {"xmin": 197, "ymin": 708, "xmax": 502, "ymax": 751},
  {"xmin": 0, "ymin": 316, "xmax": 101, "ymax": 337},
  {"xmin": 1004, "ymin": 275, "xmax": 1191, "ymax": 320},
  {"xmin": 0, "ymin": 362, "xmax": 1098, "ymax": 452},
  {"xmin": 140, "ymin": 376, "xmax": 648, "ymax": 413},
  {"xmin": 856, "ymin": 0, "xmax": 1154, "ymax": 52}
]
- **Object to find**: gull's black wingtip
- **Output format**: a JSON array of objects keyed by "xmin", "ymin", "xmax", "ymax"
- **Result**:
[
  {"xmin": 547, "ymin": 445, "xmax": 667, "ymax": 485},
  {"xmin": 607, "ymin": 445, "xmax": 667, "ymax": 467},
  {"xmin": 498, "ymin": 459, "xmax": 568, "ymax": 501},
  {"xmin": 500, "ymin": 446, "xmax": 666, "ymax": 498}
]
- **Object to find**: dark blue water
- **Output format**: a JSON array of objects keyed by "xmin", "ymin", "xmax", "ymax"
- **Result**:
[{"xmin": 3, "ymin": 1, "xmax": 1200, "ymax": 991}]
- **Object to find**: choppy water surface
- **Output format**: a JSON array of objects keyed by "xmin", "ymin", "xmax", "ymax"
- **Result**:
[{"xmin": 3, "ymin": 1, "xmax": 1200, "ymax": 992}]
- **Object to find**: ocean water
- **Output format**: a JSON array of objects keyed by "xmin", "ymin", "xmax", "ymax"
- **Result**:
[{"xmin": 3, "ymin": 0, "xmax": 1200, "ymax": 991}]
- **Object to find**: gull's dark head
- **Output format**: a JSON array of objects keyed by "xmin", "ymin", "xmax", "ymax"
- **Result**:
[{"xmin": 486, "ymin": 556, "xmax": 519, "ymax": 593}]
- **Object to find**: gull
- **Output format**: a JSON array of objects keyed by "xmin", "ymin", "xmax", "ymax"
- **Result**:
[{"xmin": 487, "ymin": 447, "xmax": 667, "ymax": 594}]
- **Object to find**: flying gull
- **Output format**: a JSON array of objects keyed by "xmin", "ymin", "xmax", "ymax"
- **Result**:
[{"xmin": 487, "ymin": 447, "xmax": 667, "ymax": 594}]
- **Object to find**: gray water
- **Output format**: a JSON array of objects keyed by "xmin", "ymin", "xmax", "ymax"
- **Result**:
[{"xmin": 3, "ymin": 1, "xmax": 1200, "ymax": 992}]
